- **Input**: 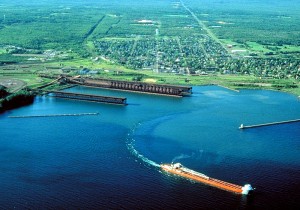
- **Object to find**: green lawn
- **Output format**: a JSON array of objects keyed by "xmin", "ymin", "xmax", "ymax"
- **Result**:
[
  {"xmin": 0, "ymin": 49, "xmax": 6, "ymax": 54},
  {"xmin": 246, "ymin": 42, "xmax": 272, "ymax": 53}
]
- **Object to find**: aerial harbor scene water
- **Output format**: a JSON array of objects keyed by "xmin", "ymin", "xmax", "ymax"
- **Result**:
[
  {"xmin": 1, "ymin": 86, "xmax": 299, "ymax": 209},
  {"xmin": 0, "ymin": 0, "xmax": 300, "ymax": 209}
]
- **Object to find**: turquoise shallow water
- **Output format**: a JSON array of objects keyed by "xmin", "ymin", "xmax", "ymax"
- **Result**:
[{"xmin": 0, "ymin": 86, "xmax": 299, "ymax": 209}]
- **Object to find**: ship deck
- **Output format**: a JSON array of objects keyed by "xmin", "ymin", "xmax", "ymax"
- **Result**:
[{"xmin": 161, "ymin": 164, "xmax": 243, "ymax": 194}]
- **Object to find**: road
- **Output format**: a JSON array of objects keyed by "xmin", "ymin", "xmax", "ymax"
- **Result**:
[{"xmin": 179, "ymin": 0, "xmax": 229, "ymax": 54}]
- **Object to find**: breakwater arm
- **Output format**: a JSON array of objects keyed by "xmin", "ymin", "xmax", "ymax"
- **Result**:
[
  {"xmin": 239, "ymin": 119, "xmax": 300, "ymax": 129},
  {"xmin": 8, "ymin": 112, "xmax": 99, "ymax": 118}
]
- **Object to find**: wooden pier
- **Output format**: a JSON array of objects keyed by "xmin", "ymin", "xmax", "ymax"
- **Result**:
[
  {"xmin": 49, "ymin": 91, "xmax": 127, "ymax": 105},
  {"xmin": 9, "ymin": 112, "xmax": 99, "ymax": 118},
  {"xmin": 239, "ymin": 119, "xmax": 300, "ymax": 129},
  {"xmin": 62, "ymin": 77, "xmax": 192, "ymax": 97}
]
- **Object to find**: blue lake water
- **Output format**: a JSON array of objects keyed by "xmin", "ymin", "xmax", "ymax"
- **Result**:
[{"xmin": 0, "ymin": 86, "xmax": 299, "ymax": 209}]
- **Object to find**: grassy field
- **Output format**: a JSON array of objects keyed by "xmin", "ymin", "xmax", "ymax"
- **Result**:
[{"xmin": 1, "ymin": 56, "xmax": 300, "ymax": 96}]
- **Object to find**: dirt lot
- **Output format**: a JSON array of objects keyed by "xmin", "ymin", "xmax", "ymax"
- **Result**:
[{"xmin": 0, "ymin": 78, "xmax": 26, "ymax": 92}]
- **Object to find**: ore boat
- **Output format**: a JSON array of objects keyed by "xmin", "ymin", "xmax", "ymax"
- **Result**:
[{"xmin": 161, "ymin": 163, "xmax": 253, "ymax": 195}]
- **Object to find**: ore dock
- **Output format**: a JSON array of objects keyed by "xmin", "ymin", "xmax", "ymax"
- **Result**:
[
  {"xmin": 48, "ymin": 91, "xmax": 127, "ymax": 105},
  {"xmin": 56, "ymin": 76, "xmax": 192, "ymax": 97}
]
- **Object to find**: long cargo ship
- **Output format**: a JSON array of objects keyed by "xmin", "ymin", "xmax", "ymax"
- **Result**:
[{"xmin": 161, "ymin": 163, "xmax": 253, "ymax": 195}]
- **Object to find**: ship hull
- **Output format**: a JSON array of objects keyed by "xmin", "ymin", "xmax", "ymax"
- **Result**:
[{"xmin": 161, "ymin": 164, "xmax": 245, "ymax": 194}]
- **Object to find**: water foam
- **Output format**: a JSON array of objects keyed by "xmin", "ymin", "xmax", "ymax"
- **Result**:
[
  {"xmin": 126, "ymin": 123, "xmax": 160, "ymax": 168},
  {"xmin": 172, "ymin": 153, "xmax": 192, "ymax": 163}
]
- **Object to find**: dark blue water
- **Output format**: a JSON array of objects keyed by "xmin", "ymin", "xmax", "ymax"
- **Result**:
[{"xmin": 0, "ymin": 86, "xmax": 299, "ymax": 209}]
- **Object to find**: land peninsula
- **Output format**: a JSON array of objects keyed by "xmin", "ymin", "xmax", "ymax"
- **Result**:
[{"xmin": 1, "ymin": 0, "xmax": 300, "ymax": 111}]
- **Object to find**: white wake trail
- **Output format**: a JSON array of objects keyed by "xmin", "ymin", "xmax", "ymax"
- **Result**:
[{"xmin": 126, "ymin": 124, "xmax": 160, "ymax": 168}]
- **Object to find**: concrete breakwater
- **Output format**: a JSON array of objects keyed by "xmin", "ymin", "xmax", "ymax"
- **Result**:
[
  {"xmin": 9, "ymin": 112, "xmax": 99, "ymax": 118},
  {"xmin": 239, "ymin": 119, "xmax": 300, "ymax": 129}
]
